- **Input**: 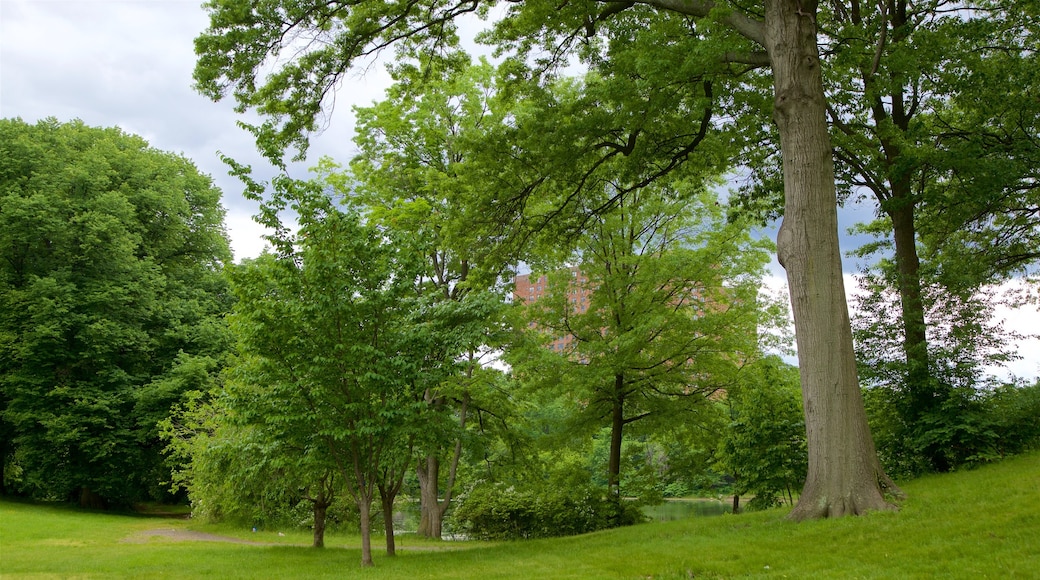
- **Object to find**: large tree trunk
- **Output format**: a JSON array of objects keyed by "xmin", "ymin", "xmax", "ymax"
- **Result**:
[
  {"xmin": 416, "ymin": 455, "xmax": 442, "ymax": 538},
  {"xmin": 764, "ymin": 0, "xmax": 901, "ymax": 520},
  {"xmin": 416, "ymin": 391, "xmax": 468, "ymax": 539}
]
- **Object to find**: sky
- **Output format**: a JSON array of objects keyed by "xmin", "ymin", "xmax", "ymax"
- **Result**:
[{"xmin": 1, "ymin": 0, "xmax": 1037, "ymax": 379}]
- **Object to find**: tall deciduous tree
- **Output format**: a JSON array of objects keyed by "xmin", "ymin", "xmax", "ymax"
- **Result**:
[
  {"xmin": 510, "ymin": 185, "xmax": 776, "ymax": 515},
  {"xmin": 193, "ymin": 0, "xmax": 899, "ymax": 517},
  {"xmin": 224, "ymin": 175, "xmax": 426, "ymax": 566},
  {"xmin": 346, "ymin": 54, "xmax": 511, "ymax": 538},
  {"xmin": 818, "ymin": 0, "xmax": 1040, "ymax": 472},
  {"xmin": 0, "ymin": 118, "xmax": 232, "ymax": 505}
]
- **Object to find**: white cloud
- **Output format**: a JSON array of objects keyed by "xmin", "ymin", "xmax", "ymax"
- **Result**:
[
  {"xmin": 224, "ymin": 207, "xmax": 272, "ymax": 262},
  {"xmin": 761, "ymin": 271, "xmax": 1039, "ymax": 382},
  {"xmin": 0, "ymin": 0, "xmax": 387, "ymax": 260}
]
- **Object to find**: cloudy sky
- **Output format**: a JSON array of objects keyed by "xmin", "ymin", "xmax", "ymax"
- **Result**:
[
  {"xmin": 1, "ymin": 0, "xmax": 1036, "ymax": 378},
  {"xmin": 1, "ymin": 0, "xmax": 394, "ymax": 260}
]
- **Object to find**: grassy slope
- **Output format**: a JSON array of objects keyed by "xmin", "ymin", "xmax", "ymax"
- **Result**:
[{"xmin": 2, "ymin": 451, "xmax": 1038, "ymax": 579}]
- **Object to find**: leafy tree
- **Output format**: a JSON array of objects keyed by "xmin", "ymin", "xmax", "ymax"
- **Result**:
[
  {"xmin": 345, "ymin": 54, "xmax": 513, "ymax": 538},
  {"xmin": 161, "ymin": 375, "xmax": 344, "ymax": 548},
  {"xmin": 816, "ymin": 0, "xmax": 1040, "ymax": 473},
  {"xmin": 982, "ymin": 379, "xmax": 1040, "ymax": 459},
  {"xmin": 853, "ymin": 270, "xmax": 1031, "ymax": 476},
  {"xmin": 193, "ymin": 0, "xmax": 899, "ymax": 517},
  {"xmin": 0, "ymin": 118, "xmax": 232, "ymax": 506},
  {"xmin": 222, "ymin": 175, "xmax": 428, "ymax": 566},
  {"xmin": 509, "ymin": 185, "xmax": 775, "ymax": 516},
  {"xmin": 715, "ymin": 356, "xmax": 806, "ymax": 511}
]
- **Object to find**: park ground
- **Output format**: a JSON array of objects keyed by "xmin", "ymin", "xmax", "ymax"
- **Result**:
[{"xmin": 1, "ymin": 451, "xmax": 1038, "ymax": 579}]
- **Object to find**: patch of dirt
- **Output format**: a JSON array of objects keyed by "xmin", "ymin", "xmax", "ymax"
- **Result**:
[
  {"xmin": 121, "ymin": 528, "xmax": 288, "ymax": 546},
  {"xmin": 122, "ymin": 528, "xmax": 470, "ymax": 551}
]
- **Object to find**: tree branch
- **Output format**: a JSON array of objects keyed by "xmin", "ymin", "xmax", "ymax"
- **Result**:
[{"xmin": 627, "ymin": 0, "xmax": 767, "ymax": 46}]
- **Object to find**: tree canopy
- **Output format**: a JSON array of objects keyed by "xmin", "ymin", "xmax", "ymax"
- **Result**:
[
  {"xmin": 0, "ymin": 117, "xmax": 232, "ymax": 505},
  {"xmin": 509, "ymin": 185, "xmax": 778, "ymax": 505},
  {"xmin": 194, "ymin": 0, "xmax": 904, "ymax": 518}
]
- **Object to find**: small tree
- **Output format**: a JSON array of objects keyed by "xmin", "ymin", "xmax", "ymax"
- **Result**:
[
  {"xmin": 716, "ymin": 357, "xmax": 807, "ymax": 511},
  {"xmin": 161, "ymin": 388, "xmax": 341, "ymax": 547},
  {"xmin": 510, "ymin": 185, "xmax": 776, "ymax": 516},
  {"xmin": 224, "ymin": 173, "xmax": 427, "ymax": 566}
]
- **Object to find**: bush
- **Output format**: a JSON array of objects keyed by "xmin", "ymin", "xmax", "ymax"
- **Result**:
[
  {"xmin": 866, "ymin": 379, "xmax": 1040, "ymax": 478},
  {"xmin": 453, "ymin": 482, "xmax": 644, "ymax": 540}
]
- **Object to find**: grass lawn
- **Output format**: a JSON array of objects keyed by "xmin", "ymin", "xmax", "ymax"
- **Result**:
[{"xmin": 2, "ymin": 451, "xmax": 1038, "ymax": 578}]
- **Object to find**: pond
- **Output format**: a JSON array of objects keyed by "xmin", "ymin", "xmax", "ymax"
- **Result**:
[{"xmin": 641, "ymin": 498, "xmax": 732, "ymax": 521}]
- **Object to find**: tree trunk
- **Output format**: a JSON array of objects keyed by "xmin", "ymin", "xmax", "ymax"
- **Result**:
[
  {"xmin": 416, "ymin": 455, "xmax": 442, "ymax": 538},
  {"xmin": 855, "ymin": 0, "xmax": 944, "ymax": 471},
  {"xmin": 886, "ymin": 187, "xmax": 931, "ymax": 385},
  {"xmin": 607, "ymin": 374, "xmax": 625, "ymax": 503},
  {"xmin": 79, "ymin": 487, "xmax": 106, "ymax": 510},
  {"xmin": 416, "ymin": 391, "xmax": 468, "ymax": 539},
  {"xmin": 378, "ymin": 483, "xmax": 397, "ymax": 556},
  {"xmin": 358, "ymin": 496, "xmax": 374, "ymax": 567},
  {"xmin": 887, "ymin": 197, "xmax": 951, "ymax": 471},
  {"xmin": 312, "ymin": 501, "xmax": 328, "ymax": 548},
  {"xmin": 888, "ymin": 197, "xmax": 929, "ymax": 371},
  {"xmin": 764, "ymin": 0, "xmax": 901, "ymax": 520}
]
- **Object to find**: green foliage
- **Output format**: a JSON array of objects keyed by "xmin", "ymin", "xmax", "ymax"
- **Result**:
[
  {"xmin": 161, "ymin": 388, "xmax": 351, "ymax": 533},
  {"xmin": 983, "ymin": 380, "xmax": 1040, "ymax": 456},
  {"xmin": 864, "ymin": 377, "xmax": 1040, "ymax": 478},
  {"xmin": 853, "ymin": 267, "xmax": 1035, "ymax": 476},
  {"xmin": 827, "ymin": 0, "xmax": 1040, "ymax": 477},
  {"xmin": 344, "ymin": 53, "xmax": 522, "ymax": 539},
  {"xmin": 454, "ymin": 480, "xmax": 644, "ymax": 541},
  {"xmin": 714, "ymin": 357, "xmax": 806, "ymax": 510},
  {"xmin": 0, "ymin": 118, "xmax": 232, "ymax": 505},
  {"xmin": 213, "ymin": 170, "xmax": 457, "ymax": 561},
  {"xmin": 508, "ymin": 184, "xmax": 781, "ymax": 502}
]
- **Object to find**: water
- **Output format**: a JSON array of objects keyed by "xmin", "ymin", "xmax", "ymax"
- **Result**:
[{"xmin": 641, "ymin": 498, "xmax": 732, "ymax": 521}]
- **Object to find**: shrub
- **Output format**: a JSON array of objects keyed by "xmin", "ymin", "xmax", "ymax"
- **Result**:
[{"xmin": 453, "ymin": 481, "xmax": 644, "ymax": 540}]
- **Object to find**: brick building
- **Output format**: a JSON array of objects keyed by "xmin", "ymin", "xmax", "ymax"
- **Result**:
[{"xmin": 513, "ymin": 266, "xmax": 593, "ymax": 353}]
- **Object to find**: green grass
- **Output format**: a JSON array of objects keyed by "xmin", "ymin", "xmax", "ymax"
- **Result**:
[{"xmin": 3, "ymin": 451, "xmax": 1039, "ymax": 578}]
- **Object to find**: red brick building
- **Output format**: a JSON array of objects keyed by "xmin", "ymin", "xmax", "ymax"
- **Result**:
[{"xmin": 513, "ymin": 266, "xmax": 593, "ymax": 352}]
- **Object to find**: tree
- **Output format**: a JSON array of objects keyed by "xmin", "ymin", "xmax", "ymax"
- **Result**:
[
  {"xmin": 509, "ymin": 185, "xmax": 775, "ymax": 514},
  {"xmin": 715, "ymin": 356, "xmax": 807, "ymax": 511},
  {"xmin": 346, "ymin": 55, "xmax": 512, "ymax": 538},
  {"xmin": 852, "ymin": 265, "xmax": 1030, "ymax": 476},
  {"xmin": 161, "ymin": 377, "xmax": 344, "ymax": 548},
  {"xmin": 222, "ymin": 173, "xmax": 429, "ymax": 566},
  {"xmin": 193, "ymin": 0, "xmax": 899, "ymax": 518},
  {"xmin": 816, "ymin": 0, "xmax": 1040, "ymax": 473},
  {"xmin": 0, "ymin": 118, "xmax": 232, "ymax": 506}
]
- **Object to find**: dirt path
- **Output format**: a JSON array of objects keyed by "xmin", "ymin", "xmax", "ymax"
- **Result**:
[
  {"xmin": 122, "ymin": 528, "xmax": 289, "ymax": 546},
  {"xmin": 122, "ymin": 528, "xmax": 460, "ymax": 551}
]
